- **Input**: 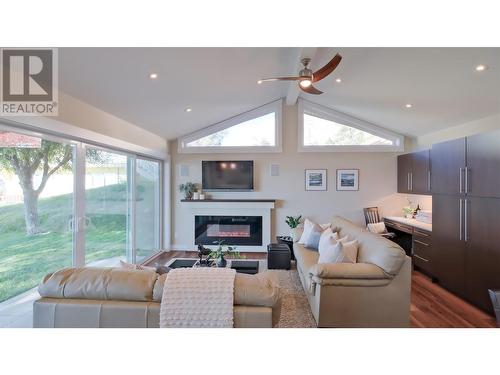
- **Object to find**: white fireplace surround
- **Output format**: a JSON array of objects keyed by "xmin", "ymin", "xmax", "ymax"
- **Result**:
[{"xmin": 180, "ymin": 200, "xmax": 275, "ymax": 252}]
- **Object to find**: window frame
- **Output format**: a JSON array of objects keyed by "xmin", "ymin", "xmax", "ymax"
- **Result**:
[
  {"xmin": 298, "ymin": 99, "xmax": 404, "ymax": 152},
  {"xmin": 0, "ymin": 121, "xmax": 165, "ymax": 267},
  {"xmin": 178, "ymin": 99, "xmax": 283, "ymax": 154}
]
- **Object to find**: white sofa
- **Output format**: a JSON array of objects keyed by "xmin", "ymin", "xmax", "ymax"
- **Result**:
[
  {"xmin": 293, "ymin": 216, "xmax": 411, "ymax": 327},
  {"xmin": 33, "ymin": 267, "xmax": 281, "ymax": 328}
]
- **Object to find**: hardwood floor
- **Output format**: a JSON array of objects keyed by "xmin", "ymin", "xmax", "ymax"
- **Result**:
[
  {"xmin": 148, "ymin": 251, "xmax": 497, "ymax": 328},
  {"xmin": 410, "ymin": 271, "xmax": 496, "ymax": 328}
]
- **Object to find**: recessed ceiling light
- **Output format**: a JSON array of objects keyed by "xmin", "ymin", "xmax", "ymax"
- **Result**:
[
  {"xmin": 185, "ymin": 108, "xmax": 192, "ymax": 113},
  {"xmin": 149, "ymin": 73, "xmax": 158, "ymax": 79},
  {"xmin": 475, "ymin": 64, "xmax": 488, "ymax": 71},
  {"xmin": 335, "ymin": 78, "xmax": 342, "ymax": 83},
  {"xmin": 405, "ymin": 104, "xmax": 412, "ymax": 108},
  {"xmin": 257, "ymin": 80, "xmax": 263, "ymax": 84}
]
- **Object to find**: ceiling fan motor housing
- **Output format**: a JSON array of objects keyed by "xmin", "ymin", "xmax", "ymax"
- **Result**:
[{"xmin": 299, "ymin": 67, "xmax": 313, "ymax": 80}]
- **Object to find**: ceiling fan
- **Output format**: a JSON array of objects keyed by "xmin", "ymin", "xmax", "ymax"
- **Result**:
[{"xmin": 258, "ymin": 53, "xmax": 342, "ymax": 95}]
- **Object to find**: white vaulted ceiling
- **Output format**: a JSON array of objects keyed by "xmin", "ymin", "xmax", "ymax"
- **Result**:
[{"xmin": 58, "ymin": 47, "xmax": 500, "ymax": 139}]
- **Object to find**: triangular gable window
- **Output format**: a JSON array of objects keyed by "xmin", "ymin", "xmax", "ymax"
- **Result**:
[
  {"xmin": 179, "ymin": 100, "xmax": 282, "ymax": 153},
  {"xmin": 298, "ymin": 100, "xmax": 404, "ymax": 152},
  {"xmin": 186, "ymin": 112, "xmax": 275, "ymax": 147},
  {"xmin": 303, "ymin": 114, "xmax": 393, "ymax": 146}
]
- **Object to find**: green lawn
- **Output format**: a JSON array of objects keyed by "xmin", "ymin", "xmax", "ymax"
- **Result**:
[{"xmin": 0, "ymin": 184, "xmax": 128, "ymax": 302}]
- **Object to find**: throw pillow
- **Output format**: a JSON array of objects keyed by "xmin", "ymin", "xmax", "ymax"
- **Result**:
[
  {"xmin": 304, "ymin": 223, "xmax": 326, "ymax": 250},
  {"xmin": 318, "ymin": 228, "xmax": 339, "ymax": 253},
  {"xmin": 318, "ymin": 233, "xmax": 349, "ymax": 255},
  {"xmin": 367, "ymin": 222, "xmax": 387, "ymax": 234},
  {"xmin": 298, "ymin": 219, "xmax": 319, "ymax": 244},
  {"xmin": 318, "ymin": 238, "xmax": 358, "ymax": 264}
]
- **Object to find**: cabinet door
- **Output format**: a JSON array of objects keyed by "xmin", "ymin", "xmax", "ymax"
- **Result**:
[
  {"xmin": 431, "ymin": 138, "xmax": 466, "ymax": 195},
  {"xmin": 411, "ymin": 150, "xmax": 431, "ymax": 194},
  {"xmin": 466, "ymin": 130, "xmax": 500, "ymax": 199},
  {"xmin": 432, "ymin": 194, "xmax": 465, "ymax": 295},
  {"xmin": 465, "ymin": 197, "xmax": 500, "ymax": 313},
  {"xmin": 397, "ymin": 153, "xmax": 412, "ymax": 193}
]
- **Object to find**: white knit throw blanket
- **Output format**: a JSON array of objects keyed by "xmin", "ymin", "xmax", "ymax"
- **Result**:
[{"xmin": 160, "ymin": 267, "xmax": 236, "ymax": 328}]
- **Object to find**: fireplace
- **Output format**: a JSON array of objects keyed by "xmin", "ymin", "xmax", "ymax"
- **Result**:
[{"xmin": 195, "ymin": 215, "xmax": 263, "ymax": 246}]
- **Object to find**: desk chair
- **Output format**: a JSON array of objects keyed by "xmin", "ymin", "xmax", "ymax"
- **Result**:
[{"xmin": 363, "ymin": 207, "xmax": 396, "ymax": 240}]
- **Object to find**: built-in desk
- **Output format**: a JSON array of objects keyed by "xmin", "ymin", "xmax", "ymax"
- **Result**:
[
  {"xmin": 384, "ymin": 216, "xmax": 432, "ymax": 233},
  {"xmin": 384, "ymin": 216, "xmax": 434, "ymax": 278}
]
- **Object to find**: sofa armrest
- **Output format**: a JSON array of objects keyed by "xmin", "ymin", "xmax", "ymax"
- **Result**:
[{"xmin": 308, "ymin": 262, "xmax": 389, "ymax": 280}]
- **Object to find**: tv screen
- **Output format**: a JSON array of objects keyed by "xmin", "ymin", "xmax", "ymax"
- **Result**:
[{"xmin": 202, "ymin": 161, "xmax": 254, "ymax": 191}]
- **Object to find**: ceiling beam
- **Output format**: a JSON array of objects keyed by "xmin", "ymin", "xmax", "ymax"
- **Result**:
[{"xmin": 285, "ymin": 47, "xmax": 317, "ymax": 106}]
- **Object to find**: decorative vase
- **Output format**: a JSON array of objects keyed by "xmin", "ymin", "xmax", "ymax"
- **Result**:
[
  {"xmin": 216, "ymin": 256, "xmax": 227, "ymax": 268},
  {"xmin": 290, "ymin": 227, "xmax": 301, "ymax": 242},
  {"xmin": 199, "ymin": 193, "xmax": 205, "ymax": 200},
  {"xmin": 193, "ymin": 192, "xmax": 200, "ymax": 200}
]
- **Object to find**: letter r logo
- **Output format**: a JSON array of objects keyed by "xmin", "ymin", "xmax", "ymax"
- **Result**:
[{"xmin": 2, "ymin": 49, "xmax": 53, "ymax": 101}]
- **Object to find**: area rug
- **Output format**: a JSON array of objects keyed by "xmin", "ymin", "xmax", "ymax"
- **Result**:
[{"xmin": 267, "ymin": 268, "xmax": 317, "ymax": 328}]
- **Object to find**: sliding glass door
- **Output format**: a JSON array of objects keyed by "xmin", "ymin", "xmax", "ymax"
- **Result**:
[
  {"xmin": 0, "ymin": 129, "xmax": 74, "ymax": 303},
  {"xmin": 0, "ymin": 124, "xmax": 163, "ymax": 307},
  {"xmin": 135, "ymin": 158, "xmax": 161, "ymax": 263},
  {"xmin": 84, "ymin": 147, "xmax": 131, "ymax": 266}
]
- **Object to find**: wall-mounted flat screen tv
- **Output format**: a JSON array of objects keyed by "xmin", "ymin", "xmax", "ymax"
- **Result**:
[{"xmin": 202, "ymin": 160, "xmax": 254, "ymax": 191}]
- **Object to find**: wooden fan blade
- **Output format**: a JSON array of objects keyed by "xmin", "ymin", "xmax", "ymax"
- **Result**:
[
  {"xmin": 300, "ymin": 85, "xmax": 323, "ymax": 95},
  {"xmin": 312, "ymin": 53, "xmax": 342, "ymax": 82},
  {"xmin": 259, "ymin": 76, "xmax": 302, "ymax": 82}
]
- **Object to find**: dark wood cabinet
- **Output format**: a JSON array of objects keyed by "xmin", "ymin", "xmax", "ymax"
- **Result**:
[
  {"xmin": 432, "ymin": 194, "xmax": 465, "ymax": 296},
  {"xmin": 397, "ymin": 153, "xmax": 412, "ymax": 194},
  {"xmin": 465, "ymin": 197, "xmax": 500, "ymax": 313},
  {"xmin": 412, "ymin": 228, "xmax": 433, "ymax": 274},
  {"xmin": 430, "ymin": 137, "xmax": 466, "ymax": 195},
  {"xmin": 397, "ymin": 150, "xmax": 430, "ymax": 195},
  {"xmin": 412, "ymin": 150, "xmax": 431, "ymax": 194},
  {"xmin": 466, "ymin": 129, "xmax": 500, "ymax": 199},
  {"xmin": 429, "ymin": 130, "xmax": 500, "ymax": 315}
]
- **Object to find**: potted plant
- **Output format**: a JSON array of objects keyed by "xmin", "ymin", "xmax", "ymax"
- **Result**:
[
  {"xmin": 179, "ymin": 182, "xmax": 198, "ymax": 200},
  {"xmin": 209, "ymin": 240, "xmax": 242, "ymax": 268},
  {"xmin": 285, "ymin": 215, "xmax": 302, "ymax": 241},
  {"xmin": 402, "ymin": 197, "xmax": 414, "ymax": 218}
]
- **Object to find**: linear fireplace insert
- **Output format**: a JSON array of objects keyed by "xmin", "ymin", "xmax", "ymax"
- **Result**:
[{"xmin": 195, "ymin": 215, "xmax": 263, "ymax": 246}]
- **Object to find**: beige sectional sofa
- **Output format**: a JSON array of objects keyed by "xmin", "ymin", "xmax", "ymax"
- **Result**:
[
  {"xmin": 33, "ymin": 267, "xmax": 281, "ymax": 328},
  {"xmin": 294, "ymin": 216, "xmax": 411, "ymax": 327}
]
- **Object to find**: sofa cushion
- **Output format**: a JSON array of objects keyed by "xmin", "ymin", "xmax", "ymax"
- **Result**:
[
  {"xmin": 330, "ymin": 216, "xmax": 406, "ymax": 276},
  {"xmin": 309, "ymin": 262, "xmax": 388, "ymax": 279},
  {"xmin": 153, "ymin": 270, "xmax": 280, "ymax": 308},
  {"xmin": 38, "ymin": 267, "xmax": 158, "ymax": 302},
  {"xmin": 234, "ymin": 272, "xmax": 280, "ymax": 307},
  {"xmin": 293, "ymin": 242, "xmax": 320, "ymax": 275}
]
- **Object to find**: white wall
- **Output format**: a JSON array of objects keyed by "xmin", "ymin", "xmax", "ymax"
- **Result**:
[
  {"xmin": 4, "ymin": 91, "xmax": 168, "ymax": 159},
  {"xmin": 170, "ymin": 103, "xmax": 410, "ymax": 250},
  {"xmin": 411, "ymin": 113, "xmax": 500, "ymax": 151}
]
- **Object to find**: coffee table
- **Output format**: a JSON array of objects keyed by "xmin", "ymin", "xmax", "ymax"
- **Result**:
[{"xmin": 166, "ymin": 258, "xmax": 261, "ymax": 274}]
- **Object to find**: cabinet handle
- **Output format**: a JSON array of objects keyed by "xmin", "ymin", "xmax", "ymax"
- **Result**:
[
  {"xmin": 464, "ymin": 199, "xmax": 468, "ymax": 242},
  {"xmin": 428, "ymin": 171, "xmax": 431, "ymax": 191},
  {"xmin": 465, "ymin": 167, "xmax": 469, "ymax": 194},
  {"xmin": 459, "ymin": 198, "xmax": 463, "ymax": 241},
  {"xmin": 410, "ymin": 173, "xmax": 413, "ymax": 191},
  {"xmin": 414, "ymin": 254, "xmax": 429, "ymax": 262},
  {"xmin": 407, "ymin": 173, "xmax": 410, "ymax": 190},
  {"xmin": 414, "ymin": 239, "xmax": 429, "ymax": 246},
  {"xmin": 459, "ymin": 168, "xmax": 463, "ymax": 193}
]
